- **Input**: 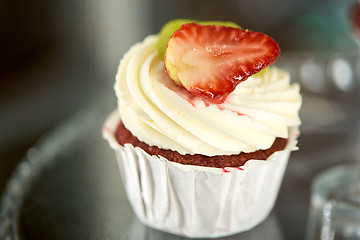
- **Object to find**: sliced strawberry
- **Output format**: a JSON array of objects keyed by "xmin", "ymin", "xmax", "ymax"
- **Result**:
[{"xmin": 164, "ymin": 23, "xmax": 280, "ymax": 101}]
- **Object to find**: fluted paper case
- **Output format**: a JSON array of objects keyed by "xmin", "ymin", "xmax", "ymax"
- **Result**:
[{"xmin": 103, "ymin": 110, "xmax": 297, "ymax": 238}]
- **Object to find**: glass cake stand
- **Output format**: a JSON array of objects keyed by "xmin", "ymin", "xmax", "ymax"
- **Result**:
[{"xmin": 0, "ymin": 70, "xmax": 359, "ymax": 240}]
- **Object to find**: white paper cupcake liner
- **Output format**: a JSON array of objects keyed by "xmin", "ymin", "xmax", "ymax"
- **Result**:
[{"xmin": 103, "ymin": 110, "xmax": 298, "ymax": 238}]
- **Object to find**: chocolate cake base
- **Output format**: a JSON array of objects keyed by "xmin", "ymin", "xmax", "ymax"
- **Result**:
[{"xmin": 115, "ymin": 122, "xmax": 287, "ymax": 168}]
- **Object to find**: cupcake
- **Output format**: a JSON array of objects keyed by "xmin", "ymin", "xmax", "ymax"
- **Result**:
[{"xmin": 103, "ymin": 19, "xmax": 301, "ymax": 238}]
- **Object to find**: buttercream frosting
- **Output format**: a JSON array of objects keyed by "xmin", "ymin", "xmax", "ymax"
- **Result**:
[{"xmin": 115, "ymin": 35, "xmax": 301, "ymax": 156}]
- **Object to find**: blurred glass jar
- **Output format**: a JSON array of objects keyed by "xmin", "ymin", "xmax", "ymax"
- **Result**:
[{"xmin": 306, "ymin": 164, "xmax": 360, "ymax": 240}]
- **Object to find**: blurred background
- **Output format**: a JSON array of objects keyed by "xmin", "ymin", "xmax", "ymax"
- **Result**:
[{"xmin": 1, "ymin": 0, "xmax": 360, "ymax": 231}]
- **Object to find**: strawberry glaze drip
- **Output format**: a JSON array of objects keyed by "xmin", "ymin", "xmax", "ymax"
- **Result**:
[
  {"xmin": 222, "ymin": 168, "xmax": 230, "ymax": 173},
  {"xmin": 217, "ymin": 105, "xmax": 251, "ymax": 118},
  {"xmin": 164, "ymin": 72, "xmax": 251, "ymax": 116}
]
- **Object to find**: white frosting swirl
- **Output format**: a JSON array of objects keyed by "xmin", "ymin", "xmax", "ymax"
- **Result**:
[{"xmin": 115, "ymin": 35, "xmax": 301, "ymax": 156}]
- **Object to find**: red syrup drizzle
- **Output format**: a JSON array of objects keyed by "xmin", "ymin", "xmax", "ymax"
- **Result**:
[
  {"xmin": 217, "ymin": 105, "xmax": 251, "ymax": 119},
  {"xmin": 222, "ymin": 168, "xmax": 230, "ymax": 173},
  {"xmin": 163, "ymin": 74, "xmax": 251, "ymax": 117},
  {"xmin": 187, "ymin": 96, "xmax": 252, "ymax": 119},
  {"xmin": 162, "ymin": 74, "xmax": 197, "ymax": 107},
  {"xmin": 223, "ymin": 167, "xmax": 244, "ymax": 173},
  {"xmin": 163, "ymin": 72, "xmax": 228, "ymax": 105}
]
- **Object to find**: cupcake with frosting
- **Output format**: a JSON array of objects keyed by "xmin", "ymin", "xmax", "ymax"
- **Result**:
[{"xmin": 103, "ymin": 19, "xmax": 301, "ymax": 238}]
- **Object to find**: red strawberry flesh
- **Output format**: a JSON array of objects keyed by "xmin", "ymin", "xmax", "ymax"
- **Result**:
[{"xmin": 164, "ymin": 23, "xmax": 280, "ymax": 101}]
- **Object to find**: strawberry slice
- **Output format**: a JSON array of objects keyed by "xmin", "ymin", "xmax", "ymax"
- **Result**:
[{"xmin": 164, "ymin": 23, "xmax": 280, "ymax": 101}]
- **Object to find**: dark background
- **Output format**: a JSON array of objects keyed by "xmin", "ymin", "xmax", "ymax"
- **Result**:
[{"xmin": 0, "ymin": 0, "xmax": 358, "ymax": 209}]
